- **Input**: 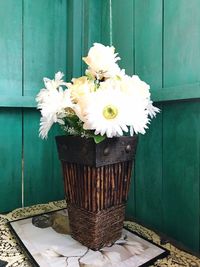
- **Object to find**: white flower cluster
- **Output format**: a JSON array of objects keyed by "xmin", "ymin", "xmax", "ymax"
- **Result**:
[{"xmin": 36, "ymin": 43, "xmax": 159, "ymax": 140}]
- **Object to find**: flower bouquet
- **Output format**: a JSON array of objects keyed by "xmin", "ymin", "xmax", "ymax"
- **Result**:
[
  {"xmin": 36, "ymin": 43, "xmax": 159, "ymax": 250},
  {"xmin": 36, "ymin": 43, "xmax": 159, "ymax": 141}
]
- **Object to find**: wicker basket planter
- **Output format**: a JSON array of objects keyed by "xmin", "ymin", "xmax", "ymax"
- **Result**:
[{"xmin": 56, "ymin": 135, "xmax": 138, "ymax": 250}]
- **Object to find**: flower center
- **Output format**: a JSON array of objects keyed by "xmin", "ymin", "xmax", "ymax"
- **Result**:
[{"xmin": 103, "ymin": 105, "xmax": 118, "ymax": 120}]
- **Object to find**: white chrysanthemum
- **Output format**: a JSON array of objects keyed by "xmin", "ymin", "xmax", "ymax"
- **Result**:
[
  {"xmin": 83, "ymin": 43, "xmax": 121, "ymax": 79},
  {"xmin": 82, "ymin": 89, "xmax": 128, "ymax": 138},
  {"xmin": 146, "ymin": 100, "xmax": 160, "ymax": 118},
  {"xmin": 43, "ymin": 71, "xmax": 67, "ymax": 91},
  {"xmin": 36, "ymin": 74, "xmax": 74, "ymax": 139}
]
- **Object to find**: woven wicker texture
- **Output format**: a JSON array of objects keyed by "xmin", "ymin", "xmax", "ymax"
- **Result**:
[{"xmin": 68, "ymin": 203, "xmax": 125, "ymax": 250}]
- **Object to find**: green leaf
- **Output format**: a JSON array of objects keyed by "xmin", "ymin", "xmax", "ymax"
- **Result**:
[{"xmin": 93, "ymin": 135, "xmax": 106, "ymax": 144}]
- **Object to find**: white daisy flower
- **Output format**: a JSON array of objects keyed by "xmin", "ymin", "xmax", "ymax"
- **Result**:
[{"xmin": 82, "ymin": 89, "xmax": 128, "ymax": 138}]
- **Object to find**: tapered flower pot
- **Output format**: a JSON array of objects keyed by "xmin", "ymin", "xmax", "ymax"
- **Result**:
[{"xmin": 56, "ymin": 135, "xmax": 138, "ymax": 250}]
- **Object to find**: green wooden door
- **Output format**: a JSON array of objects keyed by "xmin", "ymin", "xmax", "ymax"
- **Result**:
[{"xmin": 0, "ymin": 0, "xmax": 67, "ymax": 212}]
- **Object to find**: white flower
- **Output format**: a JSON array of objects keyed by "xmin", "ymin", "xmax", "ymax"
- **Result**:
[
  {"xmin": 43, "ymin": 71, "xmax": 67, "ymax": 91},
  {"xmin": 82, "ymin": 89, "xmax": 128, "ymax": 138},
  {"xmin": 83, "ymin": 43, "xmax": 121, "ymax": 79},
  {"xmin": 98, "ymin": 77, "xmax": 121, "ymax": 91},
  {"xmin": 119, "ymin": 75, "xmax": 150, "ymax": 100},
  {"xmin": 66, "ymin": 76, "xmax": 96, "ymax": 122},
  {"xmin": 124, "ymin": 96, "xmax": 150, "ymax": 135},
  {"xmin": 36, "ymin": 75, "xmax": 74, "ymax": 139},
  {"xmin": 146, "ymin": 100, "xmax": 160, "ymax": 118},
  {"xmin": 117, "ymin": 75, "xmax": 159, "ymax": 134}
]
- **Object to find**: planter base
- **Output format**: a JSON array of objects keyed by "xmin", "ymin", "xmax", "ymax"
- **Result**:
[{"xmin": 68, "ymin": 203, "xmax": 125, "ymax": 250}]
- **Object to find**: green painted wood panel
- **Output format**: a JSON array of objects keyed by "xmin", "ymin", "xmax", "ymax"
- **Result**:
[
  {"xmin": 164, "ymin": 0, "xmax": 200, "ymax": 87},
  {"xmin": 112, "ymin": 0, "xmax": 134, "ymax": 76},
  {"xmin": 24, "ymin": 110, "xmax": 64, "ymax": 206},
  {"xmin": 163, "ymin": 102, "xmax": 200, "ymax": 252},
  {"xmin": 163, "ymin": 0, "xmax": 200, "ymax": 252},
  {"xmin": 127, "ymin": 0, "xmax": 163, "ymax": 231},
  {"xmin": 134, "ymin": 0, "xmax": 162, "ymax": 89},
  {"xmin": 151, "ymin": 83, "xmax": 200, "ymax": 102},
  {"xmin": 67, "ymin": 0, "xmax": 83, "ymax": 79},
  {"xmin": 0, "ymin": 109, "xmax": 22, "ymax": 212},
  {"xmin": 23, "ymin": 0, "xmax": 67, "ymax": 96},
  {"xmin": 23, "ymin": 0, "xmax": 67, "ymax": 206},
  {"xmin": 101, "ymin": 0, "xmax": 110, "ymax": 46},
  {"xmin": 0, "ymin": 1, "xmax": 22, "ymax": 212},
  {"xmin": 0, "ymin": 0, "xmax": 22, "ymax": 96},
  {"xmin": 0, "ymin": 96, "xmax": 36, "ymax": 107},
  {"xmin": 82, "ymin": 0, "xmax": 102, "ymax": 74}
]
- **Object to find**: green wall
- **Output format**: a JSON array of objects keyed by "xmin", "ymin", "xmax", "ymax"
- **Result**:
[
  {"xmin": 0, "ymin": 0, "xmax": 200, "ymax": 254},
  {"xmin": 0, "ymin": 0, "xmax": 67, "ymax": 211}
]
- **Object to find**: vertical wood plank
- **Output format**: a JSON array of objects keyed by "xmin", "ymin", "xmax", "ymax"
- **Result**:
[
  {"xmin": 67, "ymin": 0, "xmax": 83, "ymax": 79},
  {"xmin": 0, "ymin": 0, "xmax": 22, "ymax": 212},
  {"xmin": 163, "ymin": 0, "xmax": 200, "ymax": 252},
  {"xmin": 23, "ymin": 0, "xmax": 67, "ymax": 206},
  {"xmin": 23, "ymin": 0, "xmax": 67, "ymax": 96},
  {"xmin": 134, "ymin": 0, "xmax": 163, "ymax": 89},
  {"xmin": 0, "ymin": 109, "xmax": 22, "ymax": 212},
  {"xmin": 128, "ymin": 0, "xmax": 163, "ymax": 230},
  {"xmin": 82, "ymin": 0, "xmax": 102, "ymax": 73},
  {"xmin": 0, "ymin": 0, "xmax": 22, "ymax": 95},
  {"xmin": 164, "ymin": 0, "xmax": 200, "ymax": 87},
  {"xmin": 112, "ymin": 0, "xmax": 134, "ymax": 75},
  {"xmin": 101, "ymin": 0, "xmax": 110, "ymax": 46}
]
